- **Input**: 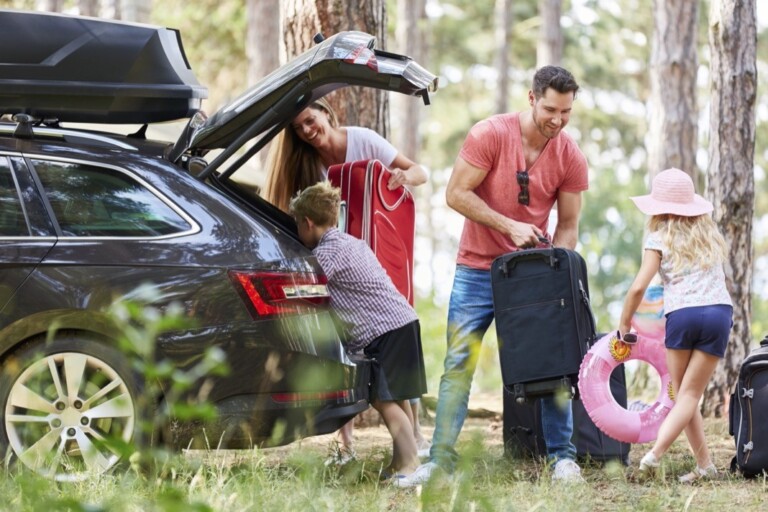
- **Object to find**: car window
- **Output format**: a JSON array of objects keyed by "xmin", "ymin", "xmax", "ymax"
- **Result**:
[
  {"xmin": 32, "ymin": 160, "xmax": 193, "ymax": 238},
  {"xmin": 0, "ymin": 157, "xmax": 28, "ymax": 236}
]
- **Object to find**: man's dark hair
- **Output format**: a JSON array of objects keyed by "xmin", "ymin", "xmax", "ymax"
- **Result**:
[{"xmin": 532, "ymin": 66, "xmax": 579, "ymax": 99}]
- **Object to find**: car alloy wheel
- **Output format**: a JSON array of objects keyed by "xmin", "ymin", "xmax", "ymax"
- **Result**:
[{"xmin": 1, "ymin": 339, "xmax": 139, "ymax": 481}]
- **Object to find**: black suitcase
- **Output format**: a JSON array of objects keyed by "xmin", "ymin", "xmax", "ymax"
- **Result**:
[
  {"xmin": 491, "ymin": 245, "xmax": 597, "ymax": 402},
  {"xmin": 729, "ymin": 335, "xmax": 768, "ymax": 477},
  {"xmin": 503, "ymin": 365, "xmax": 630, "ymax": 464}
]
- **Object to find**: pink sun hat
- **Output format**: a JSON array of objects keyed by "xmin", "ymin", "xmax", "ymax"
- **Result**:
[{"xmin": 630, "ymin": 168, "xmax": 713, "ymax": 217}]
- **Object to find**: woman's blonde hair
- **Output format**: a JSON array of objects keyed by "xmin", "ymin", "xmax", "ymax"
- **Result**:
[
  {"xmin": 648, "ymin": 214, "xmax": 727, "ymax": 273},
  {"xmin": 288, "ymin": 180, "xmax": 340, "ymax": 227},
  {"xmin": 263, "ymin": 98, "xmax": 339, "ymax": 212}
]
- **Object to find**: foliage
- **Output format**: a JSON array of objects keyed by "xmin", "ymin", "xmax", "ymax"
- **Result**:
[
  {"xmin": 108, "ymin": 285, "xmax": 229, "ymax": 438},
  {"xmin": 0, "ymin": 414, "xmax": 761, "ymax": 511}
]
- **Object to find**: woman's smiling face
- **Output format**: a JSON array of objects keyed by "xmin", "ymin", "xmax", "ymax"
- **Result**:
[{"xmin": 291, "ymin": 106, "xmax": 334, "ymax": 148}]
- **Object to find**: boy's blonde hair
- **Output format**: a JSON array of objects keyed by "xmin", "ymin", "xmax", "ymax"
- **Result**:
[
  {"xmin": 648, "ymin": 214, "xmax": 727, "ymax": 273},
  {"xmin": 289, "ymin": 180, "xmax": 340, "ymax": 227}
]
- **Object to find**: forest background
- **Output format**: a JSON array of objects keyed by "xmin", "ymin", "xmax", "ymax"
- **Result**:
[{"xmin": 2, "ymin": 0, "xmax": 767, "ymax": 419}]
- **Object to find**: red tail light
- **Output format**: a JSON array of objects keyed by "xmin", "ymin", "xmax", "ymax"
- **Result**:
[
  {"xmin": 230, "ymin": 271, "xmax": 329, "ymax": 318},
  {"xmin": 271, "ymin": 390, "xmax": 350, "ymax": 403},
  {"xmin": 344, "ymin": 44, "xmax": 379, "ymax": 71}
]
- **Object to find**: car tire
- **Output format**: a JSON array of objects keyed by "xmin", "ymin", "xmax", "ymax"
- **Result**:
[{"xmin": 0, "ymin": 334, "xmax": 143, "ymax": 481}]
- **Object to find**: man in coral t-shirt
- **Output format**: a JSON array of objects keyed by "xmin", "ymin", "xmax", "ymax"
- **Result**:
[{"xmin": 400, "ymin": 66, "xmax": 589, "ymax": 488}]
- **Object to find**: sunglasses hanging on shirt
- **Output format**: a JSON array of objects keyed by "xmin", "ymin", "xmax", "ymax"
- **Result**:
[{"xmin": 517, "ymin": 170, "xmax": 529, "ymax": 205}]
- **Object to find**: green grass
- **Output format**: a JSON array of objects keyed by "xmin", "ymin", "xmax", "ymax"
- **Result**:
[
  {"xmin": 2, "ymin": 300, "xmax": 764, "ymax": 511},
  {"xmin": 2, "ymin": 415, "xmax": 765, "ymax": 511}
]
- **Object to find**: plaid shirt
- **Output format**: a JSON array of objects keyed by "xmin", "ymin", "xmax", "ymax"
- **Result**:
[{"xmin": 313, "ymin": 228, "xmax": 418, "ymax": 353}]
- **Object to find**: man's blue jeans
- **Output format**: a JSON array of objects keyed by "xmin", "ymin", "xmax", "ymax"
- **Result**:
[{"xmin": 429, "ymin": 265, "xmax": 577, "ymax": 472}]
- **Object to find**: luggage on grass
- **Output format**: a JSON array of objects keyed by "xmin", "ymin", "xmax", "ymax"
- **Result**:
[
  {"xmin": 503, "ymin": 363, "xmax": 630, "ymax": 464},
  {"xmin": 729, "ymin": 334, "xmax": 768, "ymax": 477}
]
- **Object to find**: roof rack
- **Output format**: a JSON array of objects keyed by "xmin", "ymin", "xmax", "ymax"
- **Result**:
[{"xmin": 0, "ymin": 119, "xmax": 138, "ymax": 150}]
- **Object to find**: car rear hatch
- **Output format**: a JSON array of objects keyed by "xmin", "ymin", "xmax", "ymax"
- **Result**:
[{"xmin": 168, "ymin": 30, "xmax": 438, "ymax": 178}]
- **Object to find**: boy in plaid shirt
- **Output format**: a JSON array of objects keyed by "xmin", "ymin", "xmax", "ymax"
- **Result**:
[{"xmin": 289, "ymin": 181, "xmax": 427, "ymax": 484}]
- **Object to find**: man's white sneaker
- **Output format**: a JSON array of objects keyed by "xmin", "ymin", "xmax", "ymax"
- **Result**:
[
  {"xmin": 392, "ymin": 462, "xmax": 440, "ymax": 488},
  {"xmin": 551, "ymin": 459, "xmax": 585, "ymax": 483}
]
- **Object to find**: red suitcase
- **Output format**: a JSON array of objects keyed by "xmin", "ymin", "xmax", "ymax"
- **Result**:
[{"xmin": 327, "ymin": 159, "xmax": 415, "ymax": 305}]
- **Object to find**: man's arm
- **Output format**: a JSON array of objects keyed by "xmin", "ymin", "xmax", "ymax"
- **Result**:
[
  {"xmin": 551, "ymin": 189, "xmax": 582, "ymax": 250},
  {"xmin": 446, "ymin": 156, "xmax": 543, "ymax": 248}
]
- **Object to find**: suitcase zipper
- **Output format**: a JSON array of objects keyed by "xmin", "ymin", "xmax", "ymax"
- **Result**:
[{"xmin": 498, "ymin": 298, "xmax": 566, "ymax": 312}]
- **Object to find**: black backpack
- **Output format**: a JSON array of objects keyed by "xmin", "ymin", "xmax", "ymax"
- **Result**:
[{"xmin": 729, "ymin": 335, "xmax": 768, "ymax": 478}]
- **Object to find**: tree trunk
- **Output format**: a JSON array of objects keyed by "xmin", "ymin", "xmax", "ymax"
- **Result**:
[
  {"xmin": 647, "ymin": 0, "xmax": 699, "ymax": 182},
  {"xmin": 246, "ymin": 0, "xmax": 281, "ymax": 172},
  {"xmin": 119, "ymin": 0, "xmax": 151, "ymax": 23},
  {"xmin": 282, "ymin": 0, "xmax": 388, "ymax": 427},
  {"xmin": 43, "ymin": 0, "xmax": 63, "ymax": 11},
  {"xmin": 702, "ymin": 0, "xmax": 757, "ymax": 418},
  {"xmin": 392, "ymin": 0, "xmax": 437, "ymax": 309},
  {"xmin": 494, "ymin": 0, "xmax": 512, "ymax": 114},
  {"xmin": 282, "ymin": 0, "xmax": 388, "ymax": 134},
  {"xmin": 537, "ymin": 0, "xmax": 562, "ymax": 66},
  {"xmin": 78, "ymin": 0, "xmax": 99, "ymax": 16},
  {"xmin": 247, "ymin": 0, "xmax": 281, "ymax": 86},
  {"xmin": 393, "ymin": 0, "xmax": 426, "ymax": 160}
]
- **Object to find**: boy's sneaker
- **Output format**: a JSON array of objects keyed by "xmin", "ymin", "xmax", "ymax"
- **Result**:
[
  {"xmin": 323, "ymin": 447, "xmax": 357, "ymax": 467},
  {"xmin": 392, "ymin": 462, "xmax": 441, "ymax": 488},
  {"xmin": 678, "ymin": 464, "xmax": 717, "ymax": 484},
  {"xmin": 551, "ymin": 459, "xmax": 585, "ymax": 483}
]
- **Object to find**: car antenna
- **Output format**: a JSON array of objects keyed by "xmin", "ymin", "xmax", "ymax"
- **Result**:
[
  {"xmin": 128, "ymin": 124, "xmax": 148, "ymax": 139},
  {"xmin": 313, "ymin": 33, "xmax": 325, "ymax": 44},
  {"xmin": 12, "ymin": 114, "xmax": 35, "ymax": 139}
]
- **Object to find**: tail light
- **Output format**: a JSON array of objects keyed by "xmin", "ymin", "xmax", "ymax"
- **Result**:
[
  {"xmin": 229, "ymin": 270, "xmax": 329, "ymax": 318},
  {"xmin": 344, "ymin": 44, "xmax": 379, "ymax": 71},
  {"xmin": 271, "ymin": 390, "xmax": 350, "ymax": 403}
]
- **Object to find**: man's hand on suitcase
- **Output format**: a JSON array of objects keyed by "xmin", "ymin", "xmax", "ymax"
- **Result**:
[{"xmin": 507, "ymin": 221, "xmax": 545, "ymax": 249}]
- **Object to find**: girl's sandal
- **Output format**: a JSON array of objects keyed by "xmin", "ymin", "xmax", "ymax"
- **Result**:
[{"xmin": 678, "ymin": 464, "xmax": 717, "ymax": 484}]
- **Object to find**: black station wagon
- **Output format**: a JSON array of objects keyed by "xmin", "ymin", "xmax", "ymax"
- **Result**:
[{"xmin": 0, "ymin": 10, "xmax": 437, "ymax": 481}]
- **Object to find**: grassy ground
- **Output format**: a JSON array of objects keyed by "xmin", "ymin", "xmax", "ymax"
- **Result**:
[{"xmin": 2, "ymin": 394, "xmax": 765, "ymax": 512}]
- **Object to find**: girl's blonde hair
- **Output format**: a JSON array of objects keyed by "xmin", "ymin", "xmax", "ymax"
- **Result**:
[
  {"xmin": 648, "ymin": 214, "xmax": 727, "ymax": 273},
  {"xmin": 263, "ymin": 98, "xmax": 339, "ymax": 212}
]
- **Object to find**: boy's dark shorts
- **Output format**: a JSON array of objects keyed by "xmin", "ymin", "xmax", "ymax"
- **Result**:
[
  {"xmin": 665, "ymin": 304, "xmax": 733, "ymax": 358},
  {"xmin": 364, "ymin": 320, "xmax": 427, "ymax": 402}
]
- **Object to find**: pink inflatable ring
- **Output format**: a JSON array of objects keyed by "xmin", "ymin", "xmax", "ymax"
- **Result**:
[{"xmin": 578, "ymin": 331, "xmax": 675, "ymax": 444}]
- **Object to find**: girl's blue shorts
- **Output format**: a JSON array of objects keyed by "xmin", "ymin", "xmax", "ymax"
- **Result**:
[{"xmin": 665, "ymin": 304, "xmax": 733, "ymax": 358}]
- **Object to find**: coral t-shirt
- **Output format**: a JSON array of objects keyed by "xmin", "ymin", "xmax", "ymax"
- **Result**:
[{"xmin": 456, "ymin": 112, "xmax": 589, "ymax": 270}]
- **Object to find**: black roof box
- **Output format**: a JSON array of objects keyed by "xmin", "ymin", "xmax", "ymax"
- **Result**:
[{"xmin": 0, "ymin": 10, "xmax": 207, "ymax": 124}]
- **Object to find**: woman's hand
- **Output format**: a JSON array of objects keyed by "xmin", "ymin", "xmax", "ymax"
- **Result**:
[{"xmin": 387, "ymin": 168, "xmax": 409, "ymax": 189}]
